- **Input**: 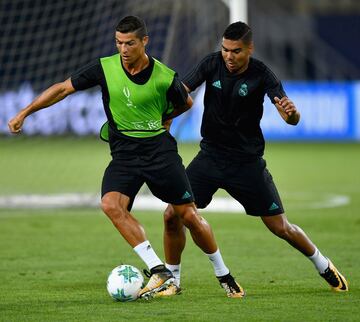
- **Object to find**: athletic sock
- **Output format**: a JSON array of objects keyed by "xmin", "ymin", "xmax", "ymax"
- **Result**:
[
  {"xmin": 308, "ymin": 248, "xmax": 329, "ymax": 274},
  {"xmin": 133, "ymin": 240, "xmax": 163, "ymax": 270},
  {"xmin": 165, "ymin": 263, "xmax": 181, "ymax": 287},
  {"xmin": 206, "ymin": 249, "xmax": 230, "ymax": 277}
]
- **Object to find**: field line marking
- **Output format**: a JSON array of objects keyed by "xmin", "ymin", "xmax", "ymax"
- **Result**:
[{"xmin": 0, "ymin": 193, "xmax": 350, "ymax": 212}]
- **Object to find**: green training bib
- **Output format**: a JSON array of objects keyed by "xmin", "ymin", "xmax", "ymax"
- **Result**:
[{"xmin": 100, "ymin": 54, "xmax": 175, "ymax": 138}]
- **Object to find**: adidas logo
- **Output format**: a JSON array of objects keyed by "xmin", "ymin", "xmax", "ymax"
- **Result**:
[
  {"xmin": 269, "ymin": 202, "xmax": 279, "ymax": 211},
  {"xmin": 182, "ymin": 191, "xmax": 191, "ymax": 199},
  {"xmin": 212, "ymin": 80, "xmax": 222, "ymax": 89}
]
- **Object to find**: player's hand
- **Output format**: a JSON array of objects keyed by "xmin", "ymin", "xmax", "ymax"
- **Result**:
[
  {"xmin": 274, "ymin": 96, "xmax": 297, "ymax": 117},
  {"xmin": 8, "ymin": 115, "xmax": 25, "ymax": 134}
]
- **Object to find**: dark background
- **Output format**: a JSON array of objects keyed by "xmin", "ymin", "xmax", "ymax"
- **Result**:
[{"xmin": 1, "ymin": 0, "xmax": 359, "ymax": 92}]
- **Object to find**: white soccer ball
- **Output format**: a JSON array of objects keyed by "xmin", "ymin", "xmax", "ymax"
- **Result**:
[{"xmin": 106, "ymin": 265, "xmax": 144, "ymax": 302}]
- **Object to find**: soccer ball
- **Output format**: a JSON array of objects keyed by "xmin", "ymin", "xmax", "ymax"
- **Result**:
[{"xmin": 106, "ymin": 265, "xmax": 144, "ymax": 302}]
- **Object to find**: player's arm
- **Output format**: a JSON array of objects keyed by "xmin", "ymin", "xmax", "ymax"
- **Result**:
[
  {"xmin": 274, "ymin": 96, "xmax": 300, "ymax": 125},
  {"xmin": 162, "ymin": 76, "xmax": 193, "ymax": 129},
  {"xmin": 162, "ymin": 95, "xmax": 193, "ymax": 131},
  {"xmin": 264, "ymin": 66, "xmax": 300, "ymax": 126},
  {"xmin": 182, "ymin": 53, "xmax": 212, "ymax": 93},
  {"xmin": 162, "ymin": 95, "xmax": 193, "ymax": 121},
  {"xmin": 8, "ymin": 78, "xmax": 76, "ymax": 134},
  {"xmin": 162, "ymin": 55, "xmax": 211, "ymax": 130}
]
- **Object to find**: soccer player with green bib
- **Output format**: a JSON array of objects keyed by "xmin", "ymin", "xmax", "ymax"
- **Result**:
[{"xmin": 8, "ymin": 16, "xmax": 244, "ymax": 299}]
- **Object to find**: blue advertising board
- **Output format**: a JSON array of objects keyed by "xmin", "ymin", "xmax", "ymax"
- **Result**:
[
  {"xmin": 261, "ymin": 82, "xmax": 358, "ymax": 140},
  {"xmin": 1, "ymin": 82, "xmax": 360, "ymax": 141},
  {"xmin": 171, "ymin": 81, "xmax": 360, "ymax": 141}
]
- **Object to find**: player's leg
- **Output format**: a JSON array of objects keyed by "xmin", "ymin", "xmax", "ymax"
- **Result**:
[
  {"xmin": 153, "ymin": 151, "xmax": 245, "ymax": 298},
  {"xmin": 172, "ymin": 202, "xmax": 217, "ymax": 253},
  {"xmin": 163, "ymin": 204, "xmax": 186, "ymax": 265},
  {"xmin": 256, "ymin": 160, "xmax": 348, "ymax": 292},
  {"xmin": 101, "ymin": 159, "xmax": 174, "ymax": 298},
  {"xmin": 163, "ymin": 149, "xmax": 220, "ymax": 288},
  {"xmin": 226, "ymin": 158, "xmax": 316, "ymax": 256},
  {"xmin": 101, "ymin": 159, "xmax": 151, "ymax": 248},
  {"xmin": 163, "ymin": 150, "xmax": 218, "ymax": 287},
  {"xmin": 101, "ymin": 191, "xmax": 147, "ymax": 247},
  {"xmin": 164, "ymin": 149, "xmax": 220, "ymax": 254},
  {"xmin": 171, "ymin": 202, "xmax": 245, "ymax": 298},
  {"xmin": 261, "ymin": 213, "xmax": 315, "ymax": 255},
  {"xmin": 163, "ymin": 204, "xmax": 186, "ymax": 286},
  {"xmin": 227, "ymin": 157, "xmax": 348, "ymax": 292},
  {"xmin": 261, "ymin": 214, "xmax": 348, "ymax": 291}
]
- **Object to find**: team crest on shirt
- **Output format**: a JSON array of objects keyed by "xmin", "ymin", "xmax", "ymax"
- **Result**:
[{"xmin": 238, "ymin": 83, "xmax": 248, "ymax": 96}]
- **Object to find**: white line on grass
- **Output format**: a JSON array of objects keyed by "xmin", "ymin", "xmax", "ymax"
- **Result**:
[{"xmin": 0, "ymin": 193, "xmax": 350, "ymax": 212}]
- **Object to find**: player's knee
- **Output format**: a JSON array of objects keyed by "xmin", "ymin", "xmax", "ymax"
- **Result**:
[
  {"xmin": 178, "ymin": 206, "xmax": 199, "ymax": 229},
  {"xmin": 163, "ymin": 206, "xmax": 182, "ymax": 232},
  {"xmin": 101, "ymin": 196, "xmax": 113, "ymax": 215},
  {"xmin": 101, "ymin": 195, "xmax": 125, "ymax": 219},
  {"xmin": 163, "ymin": 205, "xmax": 175, "ymax": 221}
]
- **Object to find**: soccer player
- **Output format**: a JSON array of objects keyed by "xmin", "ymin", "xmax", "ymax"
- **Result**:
[
  {"xmin": 8, "ymin": 16, "xmax": 244, "ymax": 299},
  {"xmin": 161, "ymin": 21, "xmax": 348, "ymax": 295}
]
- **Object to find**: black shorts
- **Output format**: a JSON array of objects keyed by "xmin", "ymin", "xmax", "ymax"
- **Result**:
[
  {"xmin": 102, "ymin": 133, "xmax": 194, "ymax": 211},
  {"xmin": 186, "ymin": 150, "xmax": 284, "ymax": 216}
]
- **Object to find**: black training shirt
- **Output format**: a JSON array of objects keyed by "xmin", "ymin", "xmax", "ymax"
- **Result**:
[{"xmin": 183, "ymin": 52, "xmax": 286, "ymax": 159}]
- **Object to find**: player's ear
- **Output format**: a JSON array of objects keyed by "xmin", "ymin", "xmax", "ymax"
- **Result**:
[
  {"xmin": 142, "ymin": 36, "xmax": 149, "ymax": 47},
  {"xmin": 248, "ymin": 41, "xmax": 254, "ymax": 54}
]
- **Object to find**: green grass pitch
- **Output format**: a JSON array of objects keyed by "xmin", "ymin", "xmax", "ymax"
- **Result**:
[{"xmin": 0, "ymin": 137, "xmax": 359, "ymax": 321}]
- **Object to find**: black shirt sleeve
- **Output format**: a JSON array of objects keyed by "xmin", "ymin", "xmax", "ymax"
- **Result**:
[
  {"xmin": 166, "ymin": 74, "xmax": 188, "ymax": 108},
  {"xmin": 182, "ymin": 53, "xmax": 215, "ymax": 92},
  {"xmin": 263, "ymin": 66, "xmax": 286, "ymax": 104},
  {"xmin": 71, "ymin": 59, "xmax": 103, "ymax": 90}
]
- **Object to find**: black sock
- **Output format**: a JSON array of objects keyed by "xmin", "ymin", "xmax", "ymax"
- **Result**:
[
  {"xmin": 217, "ymin": 273, "xmax": 232, "ymax": 283},
  {"xmin": 150, "ymin": 264, "xmax": 167, "ymax": 274}
]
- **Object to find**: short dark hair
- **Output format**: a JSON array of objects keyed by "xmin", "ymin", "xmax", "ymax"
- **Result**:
[
  {"xmin": 116, "ymin": 16, "xmax": 148, "ymax": 39},
  {"xmin": 223, "ymin": 21, "xmax": 252, "ymax": 45}
]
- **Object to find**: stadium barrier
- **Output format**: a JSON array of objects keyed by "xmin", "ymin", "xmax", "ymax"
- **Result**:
[{"xmin": 1, "ymin": 82, "xmax": 360, "ymax": 141}]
